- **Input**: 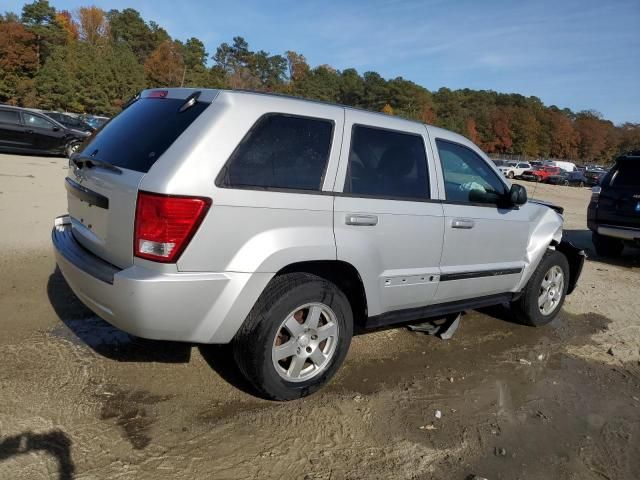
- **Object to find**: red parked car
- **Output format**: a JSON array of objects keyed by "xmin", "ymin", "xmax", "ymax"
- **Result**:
[{"xmin": 520, "ymin": 166, "xmax": 562, "ymax": 182}]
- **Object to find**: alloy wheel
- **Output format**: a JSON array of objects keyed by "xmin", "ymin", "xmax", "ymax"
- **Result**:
[
  {"xmin": 538, "ymin": 265, "xmax": 565, "ymax": 315},
  {"xmin": 271, "ymin": 303, "xmax": 339, "ymax": 383}
]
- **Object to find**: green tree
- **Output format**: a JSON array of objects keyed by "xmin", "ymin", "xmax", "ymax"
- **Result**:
[
  {"xmin": 21, "ymin": 0, "xmax": 64, "ymax": 68},
  {"xmin": 107, "ymin": 8, "xmax": 161, "ymax": 62}
]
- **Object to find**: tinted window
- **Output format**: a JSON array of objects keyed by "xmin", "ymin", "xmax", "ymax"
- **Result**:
[
  {"xmin": 610, "ymin": 162, "xmax": 640, "ymax": 187},
  {"xmin": 78, "ymin": 97, "xmax": 208, "ymax": 173},
  {"xmin": 220, "ymin": 114, "xmax": 333, "ymax": 191},
  {"xmin": 345, "ymin": 125, "xmax": 429, "ymax": 200},
  {"xmin": 436, "ymin": 139, "xmax": 507, "ymax": 204},
  {"xmin": 23, "ymin": 112, "xmax": 55, "ymax": 129},
  {"xmin": 0, "ymin": 110, "xmax": 20, "ymax": 124}
]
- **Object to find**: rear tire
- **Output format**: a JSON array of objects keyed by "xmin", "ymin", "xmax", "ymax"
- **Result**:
[
  {"xmin": 508, "ymin": 171, "xmax": 515, "ymax": 179},
  {"xmin": 592, "ymin": 232, "xmax": 624, "ymax": 257},
  {"xmin": 233, "ymin": 273, "xmax": 353, "ymax": 400},
  {"xmin": 512, "ymin": 250, "xmax": 569, "ymax": 327}
]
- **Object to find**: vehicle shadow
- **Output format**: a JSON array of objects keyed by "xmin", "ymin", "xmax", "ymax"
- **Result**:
[
  {"xmin": 563, "ymin": 229, "xmax": 640, "ymax": 268},
  {"xmin": 47, "ymin": 267, "xmax": 191, "ymax": 364},
  {"xmin": 47, "ymin": 267, "xmax": 260, "ymax": 395},
  {"xmin": 0, "ymin": 430, "xmax": 74, "ymax": 480},
  {"xmin": 198, "ymin": 345, "xmax": 261, "ymax": 397}
]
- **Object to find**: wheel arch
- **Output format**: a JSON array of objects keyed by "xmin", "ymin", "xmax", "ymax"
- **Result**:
[{"xmin": 277, "ymin": 260, "xmax": 368, "ymax": 329}]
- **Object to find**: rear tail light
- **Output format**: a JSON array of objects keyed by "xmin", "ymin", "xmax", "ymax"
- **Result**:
[
  {"xmin": 591, "ymin": 186, "xmax": 601, "ymax": 203},
  {"xmin": 134, "ymin": 192, "xmax": 211, "ymax": 263}
]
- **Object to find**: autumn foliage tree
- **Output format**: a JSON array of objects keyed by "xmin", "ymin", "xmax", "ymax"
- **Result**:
[
  {"xmin": 144, "ymin": 40, "xmax": 185, "ymax": 87},
  {"xmin": 76, "ymin": 6, "xmax": 109, "ymax": 46},
  {"xmin": 1, "ymin": 1, "xmax": 638, "ymax": 161},
  {"xmin": 54, "ymin": 10, "xmax": 78, "ymax": 42}
]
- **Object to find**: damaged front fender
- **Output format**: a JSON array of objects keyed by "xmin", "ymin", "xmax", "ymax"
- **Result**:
[
  {"xmin": 514, "ymin": 204, "xmax": 586, "ymax": 295},
  {"xmin": 515, "ymin": 206, "xmax": 564, "ymax": 292}
]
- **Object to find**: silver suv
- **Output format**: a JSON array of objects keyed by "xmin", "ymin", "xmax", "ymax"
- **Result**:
[{"xmin": 52, "ymin": 89, "xmax": 585, "ymax": 400}]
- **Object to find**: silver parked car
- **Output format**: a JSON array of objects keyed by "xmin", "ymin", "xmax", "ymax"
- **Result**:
[{"xmin": 52, "ymin": 89, "xmax": 585, "ymax": 400}]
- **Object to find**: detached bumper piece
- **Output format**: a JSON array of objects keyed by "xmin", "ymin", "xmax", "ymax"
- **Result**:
[
  {"xmin": 556, "ymin": 241, "xmax": 586, "ymax": 295},
  {"xmin": 407, "ymin": 313, "xmax": 462, "ymax": 340}
]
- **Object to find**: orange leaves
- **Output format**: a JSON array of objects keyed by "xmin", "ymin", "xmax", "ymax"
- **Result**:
[
  {"xmin": 0, "ymin": 22, "xmax": 38, "ymax": 74},
  {"xmin": 144, "ymin": 40, "xmax": 185, "ymax": 87}
]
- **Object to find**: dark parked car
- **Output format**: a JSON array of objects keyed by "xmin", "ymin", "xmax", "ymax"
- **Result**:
[
  {"xmin": 81, "ymin": 115, "xmax": 109, "ymax": 130},
  {"xmin": 546, "ymin": 171, "xmax": 588, "ymax": 187},
  {"xmin": 0, "ymin": 105, "xmax": 90, "ymax": 157},
  {"xmin": 584, "ymin": 169, "xmax": 607, "ymax": 186},
  {"xmin": 587, "ymin": 151, "xmax": 640, "ymax": 256},
  {"xmin": 46, "ymin": 112, "xmax": 95, "ymax": 133}
]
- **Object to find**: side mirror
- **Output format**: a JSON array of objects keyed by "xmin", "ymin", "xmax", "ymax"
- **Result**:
[{"xmin": 509, "ymin": 184, "xmax": 528, "ymax": 206}]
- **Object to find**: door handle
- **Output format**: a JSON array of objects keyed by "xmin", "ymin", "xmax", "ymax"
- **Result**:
[
  {"xmin": 24, "ymin": 129, "xmax": 34, "ymax": 134},
  {"xmin": 451, "ymin": 218, "xmax": 475, "ymax": 229},
  {"xmin": 345, "ymin": 214, "xmax": 378, "ymax": 226}
]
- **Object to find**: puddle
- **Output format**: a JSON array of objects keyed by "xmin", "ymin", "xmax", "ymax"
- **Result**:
[
  {"xmin": 330, "ymin": 310, "xmax": 611, "ymax": 396},
  {"xmin": 97, "ymin": 385, "xmax": 170, "ymax": 450}
]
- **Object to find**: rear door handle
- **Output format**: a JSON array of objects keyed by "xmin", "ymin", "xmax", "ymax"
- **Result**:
[
  {"xmin": 345, "ymin": 214, "xmax": 378, "ymax": 226},
  {"xmin": 24, "ymin": 129, "xmax": 34, "ymax": 134},
  {"xmin": 451, "ymin": 218, "xmax": 475, "ymax": 229}
]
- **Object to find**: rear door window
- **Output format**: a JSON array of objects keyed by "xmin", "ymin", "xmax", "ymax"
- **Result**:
[
  {"xmin": 77, "ymin": 97, "xmax": 209, "ymax": 173},
  {"xmin": 218, "ymin": 114, "xmax": 334, "ymax": 191},
  {"xmin": 22, "ymin": 112, "xmax": 55, "ymax": 129},
  {"xmin": 0, "ymin": 110, "xmax": 20, "ymax": 124},
  {"xmin": 344, "ymin": 125, "xmax": 429, "ymax": 200},
  {"xmin": 610, "ymin": 163, "xmax": 640, "ymax": 187}
]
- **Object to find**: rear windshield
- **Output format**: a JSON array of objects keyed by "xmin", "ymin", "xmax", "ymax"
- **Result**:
[
  {"xmin": 78, "ymin": 98, "xmax": 208, "ymax": 173},
  {"xmin": 610, "ymin": 162, "xmax": 640, "ymax": 187}
]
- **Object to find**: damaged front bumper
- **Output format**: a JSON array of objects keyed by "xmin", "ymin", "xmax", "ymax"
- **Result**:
[{"xmin": 556, "ymin": 241, "xmax": 586, "ymax": 295}]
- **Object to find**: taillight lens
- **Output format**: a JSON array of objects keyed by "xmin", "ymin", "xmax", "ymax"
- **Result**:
[
  {"xmin": 591, "ymin": 186, "xmax": 601, "ymax": 203},
  {"xmin": 134, "ymin": 192, "xmax": 211, "ymax": 263}
]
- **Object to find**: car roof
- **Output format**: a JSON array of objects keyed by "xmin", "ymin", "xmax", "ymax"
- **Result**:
[
  {"xmin": 616, "ymin": 150, "xmax": 640, "ymax": 162},
  {"xmin": 144, "ymin": 87, "xmax": 438, "ymax": 130},
  {"xmin": 0, "ymin": 104, "xmax": 40, "ymax": 114}
]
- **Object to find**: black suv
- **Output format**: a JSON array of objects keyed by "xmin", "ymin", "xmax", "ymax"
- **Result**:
[
  {"xmin": 0, "ymin": 105, "xmax": 90, "ymax": 157},
  {"xmin": 587, "ymin": 151, "xmax": 640, "ymax": 256}
]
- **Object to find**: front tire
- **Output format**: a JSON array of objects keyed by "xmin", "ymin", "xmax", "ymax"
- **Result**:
[
  {"xmin": 512, "ymin": 250, "xmax": 569, "ymax": 327},
  {"xmin": 233, "ymin": 273, "xmax": 353, "ymax": 400},
  {"xmin": 508, "ymin": 171, "xmax": 515, "ymax": 179},
  {"xmin": 592, "ymin": 232, "xmax": 624, "ymax": 257}
]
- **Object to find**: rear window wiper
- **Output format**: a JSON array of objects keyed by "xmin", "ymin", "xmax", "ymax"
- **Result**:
[{"xmin": 71, "ymin": 154, "xmax": 123, "ymax": 175}]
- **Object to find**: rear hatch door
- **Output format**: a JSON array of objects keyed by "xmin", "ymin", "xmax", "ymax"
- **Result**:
[
  {"xmin": 66, "ymin": 90, "xmax": 211, "ymax": 268},
  {"xmin": 598, "ymin": 161, "xmax": 640, "ymax": 229}
]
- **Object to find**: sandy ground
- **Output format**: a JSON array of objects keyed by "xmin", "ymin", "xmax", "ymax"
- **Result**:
[{"xmin": 0, "ymin": 153, "xmax": 638, "ymax": 480}]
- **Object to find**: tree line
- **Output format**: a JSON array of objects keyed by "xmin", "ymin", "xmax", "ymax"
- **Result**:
[{"xmin": 1, "ymin": 1, "xmax": 638, "ymax": 163}]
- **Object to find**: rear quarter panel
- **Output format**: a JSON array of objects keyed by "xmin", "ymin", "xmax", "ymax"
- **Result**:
[{"xmin": 139, "ymin": 91, "xmax": 345, "ymax": 273}]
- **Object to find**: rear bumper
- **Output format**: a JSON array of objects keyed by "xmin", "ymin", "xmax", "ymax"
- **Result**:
[
  {"xmin": 596, "ymin": 225, "xmax": 640, "ymax": 241},
  {"xmin": 52, "ymin": 215, "xmax": 272, "ymax": 343}
]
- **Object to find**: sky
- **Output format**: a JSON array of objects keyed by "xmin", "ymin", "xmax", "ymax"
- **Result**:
[{"xmin": 6, "ymin": 0, "xmax": 640, "ymax": 124}]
